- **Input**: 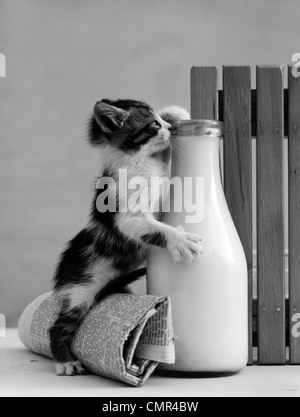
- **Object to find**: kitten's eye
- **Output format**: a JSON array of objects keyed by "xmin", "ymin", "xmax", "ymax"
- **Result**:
[{"xmin": 151, "ymin": 121, "xmax": 161, "ymax": 129}]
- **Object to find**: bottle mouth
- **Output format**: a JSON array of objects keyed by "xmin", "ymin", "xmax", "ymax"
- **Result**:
[{"xmin": 171, "ymin": 119, "xmax": 224, "ymax": 138}]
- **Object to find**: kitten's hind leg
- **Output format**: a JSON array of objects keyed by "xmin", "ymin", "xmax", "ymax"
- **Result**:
[{"xmin": 50, "ymin": 299, "xmax": 90, "ymax": 376}]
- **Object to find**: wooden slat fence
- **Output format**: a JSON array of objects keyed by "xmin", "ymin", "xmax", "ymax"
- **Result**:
[{"xmin": 191, "ymin": 65, "xmax": 299, "ymax": 365}]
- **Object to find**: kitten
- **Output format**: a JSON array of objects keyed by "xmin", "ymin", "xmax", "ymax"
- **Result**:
[{"xmin": 50, "ymin": 99, "xmax": 203, "ymax": 376}]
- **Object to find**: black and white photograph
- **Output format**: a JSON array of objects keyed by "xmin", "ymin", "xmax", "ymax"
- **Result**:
[{"xmin": 1, "ymin": 0, "xmax": 300, "ymax": 399}]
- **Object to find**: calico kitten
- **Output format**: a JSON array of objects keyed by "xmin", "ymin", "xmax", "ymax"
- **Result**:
[{"xmin": 50, "ymin": 99, "xmax": 203, "ymax": 376}]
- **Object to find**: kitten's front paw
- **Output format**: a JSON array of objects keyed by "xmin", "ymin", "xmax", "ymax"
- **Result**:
[
  {"xmin": 167, "ymin": 227, "xmax": 203, "ymax": 264},
  {"xmin": 55, "ymin": 361, "xmax": 86, "ymax": 376}
]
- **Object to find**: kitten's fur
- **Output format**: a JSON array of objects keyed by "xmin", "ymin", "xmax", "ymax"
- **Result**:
[{"xmin": 50, "ymin": 99, "xmax": 203, "ymax": 376}]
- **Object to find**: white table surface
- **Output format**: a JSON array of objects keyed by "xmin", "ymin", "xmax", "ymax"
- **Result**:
[{"xmin": 1, "ymin": 329, "xmax": 300, "ymax": 397}]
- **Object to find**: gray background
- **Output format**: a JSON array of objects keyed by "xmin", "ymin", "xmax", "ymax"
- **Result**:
[{"xmin": 1, "ymin": 0, "xmax": 299, "ymax": 326}]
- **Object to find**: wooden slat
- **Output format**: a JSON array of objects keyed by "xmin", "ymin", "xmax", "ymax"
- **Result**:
[
  {"xmin": 288, "ymin": 65, "xmax": 300, "ymax": 364},
  {"xmin": 218, "ymin": 89, "xmax": 289, "ymax": 137},
  {"xmin": 256, "ymin": 66, "xmax": 285, "ymax": 364},
  {"xmin": 253, "ymin": 299, "xmax": 290, "ymax": 349},
  {"xmin": 191, "ymin": 67, "xmax": 218, "ymax": 119},
  {"xmin": 222, "ymin": 66, "xmax": 253, "ymax": 365}
]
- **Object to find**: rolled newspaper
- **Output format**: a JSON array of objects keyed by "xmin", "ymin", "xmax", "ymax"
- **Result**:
[{"xmin": 18, "ymin": 292, "xmax": 175, "ymax": 387}]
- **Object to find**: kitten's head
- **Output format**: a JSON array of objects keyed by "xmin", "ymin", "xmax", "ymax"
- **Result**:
[{"xmin": 89, "ymin": 99, "xmax": 172, "ymax": 157}]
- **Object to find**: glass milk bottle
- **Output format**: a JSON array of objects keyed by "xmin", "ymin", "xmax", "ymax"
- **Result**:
[{"xmin": 147, "ymin": 120, "xmax": 248, "ymax": 374}]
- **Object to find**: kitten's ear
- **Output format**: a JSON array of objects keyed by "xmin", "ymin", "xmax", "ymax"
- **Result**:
[{"xmin": 94, "ymin": 101, "xmax": 129, "ymax": 134}]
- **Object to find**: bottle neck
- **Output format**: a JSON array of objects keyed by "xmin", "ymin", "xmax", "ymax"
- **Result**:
[
  {"xmin": 166, "ymin": 135, "xmax": 224, "ymax": 225},
  {"xmin": 171, "ymin": 135, "xmax": 222, "ymax": 185}
]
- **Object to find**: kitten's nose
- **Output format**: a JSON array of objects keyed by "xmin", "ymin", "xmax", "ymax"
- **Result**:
[{"xmin": 166, "ymin": 122, "xmax": 172, "ymax": 131}]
